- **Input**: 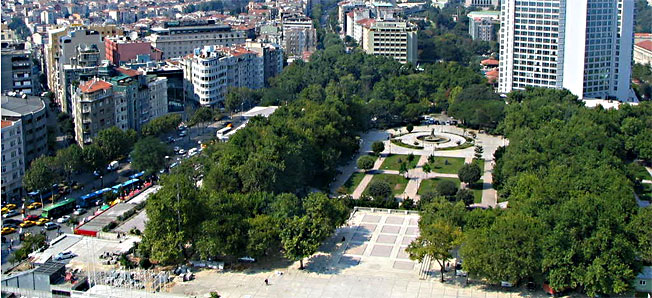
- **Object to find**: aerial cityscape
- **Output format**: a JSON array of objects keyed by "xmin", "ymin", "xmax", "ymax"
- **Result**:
[{"xmin": 0, "ymin": 0, "xmax": 651, "ymax": 297}]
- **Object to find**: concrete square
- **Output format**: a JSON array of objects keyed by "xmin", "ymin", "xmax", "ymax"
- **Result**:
[
  {"xmin": 397, "ymin": 246, "xmax": 411, "ymax": 259},
  {"xmin": 401, "ymin": 236, "xmax": 416, "ymax": 245},
  {"xmin": 352, "ymin": 233, "xmax": 371, "ymax": 242},
  {"xmin": 376, "ymin": 235, "xmax": 397, "ymax": 244},
  {"xmin": 385, "ymin": 216, "xmax": 405, "ymax": 225},
  {"xmin": 405, "ymin": 227, "xmax": 419, "ymax": 236},
  {"xmin": 408, "ymin": 218, "xmax": 419, "ymax": 226},
  {"xmin": 362, "ymin": 215, "xmax": 381, "ymax": 223},
  {"xmin": 358, "ymin": 223, "xmax": 377, "ymax": 233},
  {"xmin": 370, "ymin": 245, "xmax": 393, "ymax": 257},
  {"xmin": 393, "ymin": 261, "xmax": 415, "ymax": 270},
  {"xmin": 345, "ymin": 243, "xmax": 367, "ymax": 255},
  {"xmin": 381, "ymin": 225, "xmax": 401, "ymax": 234}
]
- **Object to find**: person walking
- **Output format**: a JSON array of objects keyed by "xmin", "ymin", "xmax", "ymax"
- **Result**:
[{"xmin": 264, "ymin": 278, "xmax": 269, "ymax": 286}]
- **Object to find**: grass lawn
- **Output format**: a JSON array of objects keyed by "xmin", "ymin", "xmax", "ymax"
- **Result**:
[
  {"xmin": 380, "ymin": 154, "xmax": 419, "ymax": 171},
  {"xmin": 418, "ymin": 177, "xmax": 461, "ymax": 196},
  {"xmin": 469, "ymin": 180, "xmax": 484, "ymax": 203},
  {"xmin": 364, "ymin": 174, "xmax": 409, "ymax": 196},
  {"xmin": 429, "ymin": 157, "xmax": 466, "ymax": 174},
  {"xmin": 342, "ymin": 172, "xmax": 366, "ymax": 194}
]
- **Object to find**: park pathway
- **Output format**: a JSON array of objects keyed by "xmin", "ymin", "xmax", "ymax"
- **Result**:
[
  {"xmin": 351, "ymin": 156, "xmax": 386, "ymax": 199},
  {"xmin": 330, "ymin": 131, "xmax": 389, "ymax": 195},
  {"xmin": 480, "ymin": 161, "xmax": 497, "ymax": 207}
]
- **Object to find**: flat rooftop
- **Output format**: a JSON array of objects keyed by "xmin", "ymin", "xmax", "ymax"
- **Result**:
[
  {"xmin": 76, "ymin": 203, "xmax": 136, "ymax": 233},
  {"xmin": 1, "ymin": 95, "xmax": 45, "ymax": 116}
]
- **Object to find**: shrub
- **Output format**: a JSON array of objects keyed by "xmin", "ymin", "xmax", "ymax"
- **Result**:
[
  {"xmin": 458, "ymin": 163, "xmax": 482, "ymax": 185},
  {"xmin": 139, "ymin": 257, "xmax": 152, "ymax": 269},
  {"xmin": 368, "ymin": 180, "xmax": 392, "ymax": 200},
  {"xmin": 357, "ymin": 155, "xmax": 376, "ymax": 172},
  {"xmin": 436, "ymin": 180, "xmax": 458, "ymax": 196},
  {"xmin": 455, "ymin": 188, "xmax": 474, "ymax": 205}
]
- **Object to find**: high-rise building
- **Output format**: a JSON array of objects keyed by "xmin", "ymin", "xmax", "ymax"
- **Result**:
[
  {"xmin": 146, "ymin": 21, "xmax": 246, "ymax": 60},
  {"xmin": 73, "ymin": 79, "xmax": 115, "ymax": 146},
  {"xmin": 468, "ymin": 11, "xmax": 500, "ymax": 41},
  {"xmin": 282, "ymin": 14, "xmax": 317, "ymax": 58},
  {"xmin": 1, "ymin": 95, "xmax": 47, "ymax": 165},
  {"xmin": 464, "ymin": 0, "xmax": 500, "ymax": 9},
  {"xmin": 245, "ymin": 41, "xmax": 284, "ymax": 85},
  {"xmin": 361, "ymin": 20, "xmax": 418, "ymax": 64},
  {"xmin": 498, "ymin": 0, "xmax": 636, "ymax": 102},
  {"xmin": 1, "ymin": 41, "xmax": 39, "ymax": 95},
  {"xmin": 1, "ymin": 119, "xmax": 24, "ymax": 201}
]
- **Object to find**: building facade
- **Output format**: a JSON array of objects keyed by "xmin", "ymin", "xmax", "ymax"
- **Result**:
[
  {"xmin": 634, "ymin": 41, "xmax": 652, "ymax": 65},
  {"xmin": 105, "ymin": 36, "xmax": 163, "ymax": 65},
  {"xmin": 147, "ymin": 76, "xmax": 168, "ymax": 120},
  {"xmin": 1, "ymin": 41, "xmax": 39, "ymax": 95},
  {"xmin": 1, "ymin": 119, "xmax": 24, "ymax": 201},
  {"xmin": 468, "ymin": 11, "xmax": 500, "ymax": 41},
  {"xmin": 282, "ymin": 14, "xmax": 317, "ymax": 58},
  {"xmin": 0, "ymin": 95, "xmax": 47, "ymax": 165},
  {"xmin": 464, "ymin": 0, "xmax": 500, "ymax": 8},
  {"xmin": 245, "ymin": 41, "xmax": 284, "ymax": 85},
  {"xmin": 147, "ymin": 21, "xmax": 245, "ymax": 60},
  {"xmin": 498, "ymin": 0, "xmax": 636, "ymax": 102},
  {"xmin": 361, "ymin": 20, "xmax": 418, "ymax": 64},
  {"xmin": 73, "ymin": 79, "xmax": 115, "ymax": 146}
]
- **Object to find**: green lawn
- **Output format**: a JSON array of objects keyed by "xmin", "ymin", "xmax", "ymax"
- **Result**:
[
  {"xmin": 429, "ymin": 157, "xmax": 466, "ymax": 174},
  {"xmin": 469, "ymin": 180, "xmax": 484, "ymax": 203},
  {"xmin": 418, "ymin": 177, "xmax": 461, "ymax": 196},
  {"xmin": 364, "ymin": 174, "xmax": 409, "ymax": 196},
  {"xmin": 380, "ymin": 154, "xmax": 419, "ymax": 171},
  {"xmin": 342, "ymin": 172, "xmax": 366, "ymax": 194}
]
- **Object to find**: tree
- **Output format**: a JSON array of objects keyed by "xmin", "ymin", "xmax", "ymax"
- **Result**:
[
  {"xmin": 406, "ymin": 219, "xmax": 462, "ymax": 282},
  {"xmin": 23, "ymin": 156, "xmax": 60, "ymax": 204},
  {"xmin": 372, "ymin": 141, "xmax": 385, "ymax": 156},
  {"xmin": 11, "ymin": 234, "xmax": 46, "ymax": 262},
  {"xmin": 189, "ymin": 107, "xmax": 214, "ymax": 133},
  {"xmin": 280, "ymin": 216, "xmax": 325, "ymax": 269},
  {"xmin": 455, "ymin": 188, "xmax": 474, "ymax": 205},
  {"xmin": 435, "ymin": 180, "xmax": 457, "ymax": 197},
  {"xmin": 82, "ymin": 144, "xmax": 106, "ymax": 172},
  {"xmin": 422, "ymin": 163, "xmax": 432, "ymax": 179},
  {"xmin": 357, "ymin": 155, "xmax": 376, "ymax": 172},
  {"xmin": 131, "ymin": 137, "xmax": 171, "ymax": 174},
  {"xmin": 399, "ymin": 161, "xmax": 409, "ymax": 177},
  {"xmin": 474, "ymin": 145, "xmax": 484, "ymax": 160},
  {"xmin": 368, "ymin": 180, "xmax": 392, "ymax": 200},
  {"xmin": 428, "ymin": 155, "xmax": 436, "ymax": 164},
  {"xmin": 142, "ymin": 114, "xmax": 182, "ymax": 136},
  {"xmin": 225, "ymin": 87, "xmax": 258, "ymax": 112},
  {"xmin": 458, "ymin": 163, "xmax": 481, "ymax": 185},
  {"xmin": 95, "ymin": 127, "xmax": 137, "ymax": 160},
  {"xmin": 247, "ymin": 214, "xmax": 280, "ymax": 257},
  {"xmin": 631, "ymin": 207, "xmax": 652, "ymax": 264},
  {"xmin": 406, "ymin": 124, "xmax": 414, "ymax": 133},
  {"xmin": 56, "ymin": 145, "xmax": 83, "ymax": 181}
]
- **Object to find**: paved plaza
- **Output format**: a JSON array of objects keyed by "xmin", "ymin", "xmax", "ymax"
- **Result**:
[{"xmin": 169, "ymin": 210, "xmax": 547, "ymax": 298}]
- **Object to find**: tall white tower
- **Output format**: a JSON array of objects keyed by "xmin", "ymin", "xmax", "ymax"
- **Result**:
[{"xmin": 498, "ymin": 0, "xmax": 636, "ymax": 102}]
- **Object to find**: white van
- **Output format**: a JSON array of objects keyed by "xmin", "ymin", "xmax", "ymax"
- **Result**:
[
  {"xmin": 107, "ymin": 160, "xmax": 119, "ymax": 171},
  {"xmin": 188, "ymin": 148, "xmax": 198, "ymax": 157}
]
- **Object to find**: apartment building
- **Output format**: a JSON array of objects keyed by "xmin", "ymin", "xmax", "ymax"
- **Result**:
[
  {"xmin": 281, "ymin": 14, "xmax": 317, "ymax": 58},
  {"xmin": 105, "ymin": 36, "xmax": 163, "ymax": 65},
  {"xmin": 0, "ymin": 94, "xmax": 47, "ymax": 165},
  {"xmin": 147, "ymin": 76, "xmax": 168, "ymax": 119},
  {"xmin": 1, "ymin": 119, "xmax": 24, "ymax": 201},
  {"xmin": 498, "ymin": 0, "xmax": 636, "ymax": 102},
  {"xmin": 183, "ymin": 45, "xmax": 265, "ymax": 107},
  {"xmin": 245, "ymin": 41, "xmax": 284, "ymax": 85},
  {"xmin": 1, "ymin": 41, "xmax": 38, "ymax": 95},
  {"xmin": 634, "ymin": 41, "xmax": 652, "ymax": 65},
  {"xmin": 59, "ymin": 43, "xmax": 103, "ymax": 114},
  {"xmin": 147, "ymin": 21, "xmax": 246, "ymax": 60},
  {"xmin": 361, "ymin": 20, "xmax": 418, "ymax": 64},
  {"xmin": 73, "ymin": 79, "xmax": 115, "ymax": 146},
  {"xmin": 468, "ymin": 11, "xmax": 500, "ymax": 41},
  {"xmin": 464, "ymin": 0, "xmax": 500, "ymax": 9}
]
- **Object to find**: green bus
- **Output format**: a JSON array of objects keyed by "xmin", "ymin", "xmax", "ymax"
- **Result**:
[{"xmin": 41, "ymin": 197, "xmax": 76, "ymax": 219}]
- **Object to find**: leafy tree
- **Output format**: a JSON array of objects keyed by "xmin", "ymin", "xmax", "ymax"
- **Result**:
[
  {"xmin": 372, "ymin": 141, "xmax": 385, "ymax": 156},
  {"xmin": 458, "ymin": 163, "xmax": 481, "ymax": 185},
  {"xmin": 270, "ymin": 193, "xmax": 304, "ymax": 219},
  {"xmin": 23, "ymin": 156, "xmax": 60, "ymax": 197},
  {"xmin": 435, "ymin": 180, "xmax": 457, "ymax": 197},
  {"xmin": 399, "ymin": 162, "xmax": 409, "ymax": 177},
  {"xmin": 474, "ymin": 145, "xmax": 483, "ymax": 160},
  {"xmin": 11, "ymin": 234, "xmax": 46, "ymax": 262},
  {"xmin": 422, "ymin": 163, "xmax": 432, "ymax": 178},
  {"xmin": 406, "ymin": 124, "xmax": 414, "ymax": 133},
  {"xmin": 247, "ymin": 214, "xmax": 280, "ymax": 257},
  {"xmin": 631, "ymin": 207, "xmax": 652, "ymax": 263},
  {"xmin": 56, "ymin": 145, "xmax": 83, "ymax": 181},
  {"xmin": 428, "ymin": 155, "xmax": 436, "ymax": 164},
  {"xmin": 189, "ymin": 107, "xmax": 214, "ymax": 133},
  {"xmin": 131, "ymin": 137, "xmax": 171, "ymax": 174},
  {"xmin": 368, "ymin": 180, "xmax": 392, "ymax": 200},
  {"xmin": 280, "ymin": 216, "xmax": 326, "ymax": 269},
  {"xmin": 357, "ymin": 155, "xmax": 375, "ymax": 172},
  {"xmin": 406, "ymin": 219, "xmax": 462, "ymax": 282},
  {"xmin": 400, "ymin": 198, "xmax": 415, "ymax": 210},
  {"xmin": 95, "ymin": 127, "xmax": 137, "ymax": 160},
  {"xmin": 455, "ymin": 188, "xmax": 474, "ymax": 205},
  {"xmin": 142, "ymin": 114, "xmax": 182, "ymax": 136}
]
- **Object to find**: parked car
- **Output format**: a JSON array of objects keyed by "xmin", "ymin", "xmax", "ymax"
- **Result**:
[
  {"xmin": 73, "ymin": 208, "xmax": 86, "ymax": 216},
  {"xmin": 54, "ymin": 251, "xmax": 76, "ymax": 261},
  {"xmin": 174, "ymin": 146, "xmax": 180, "ymax": 153},
  {"xmin": 44, "ymin": 222, "xmax": 59, "ymax": 230},
  {"xmin": 178, "ymin": 149, "xmax": 186, "ymax": 155},
  {"xmin": 57, "ymin": 215, "xmax": 71, "ymax": 223},
  {"xmin": 237, "ymin": 256, "xmax": 256, "ymax": 263},
  {"xmin": 107, "ymin": 161, "xmax": 119, "ymax": 171}
]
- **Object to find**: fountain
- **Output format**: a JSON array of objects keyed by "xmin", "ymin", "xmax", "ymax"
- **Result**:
[{"xmin": 416, "ymin": 129, "xmax": 450, "ymax": 144}]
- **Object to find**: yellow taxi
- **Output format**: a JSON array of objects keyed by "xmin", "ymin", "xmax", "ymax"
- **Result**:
[
  {"xmin": 36, "ymin": 218, "xmax": 50, "ymax": 226},
  {"xmin": 1, "ymin": 227, "xmax": 16, "ymax": 235},
  {"xmin": 5, "ymin": 204, "xmax": 17, "ymax": 210},
  {"xmin": 27, "ymin": 202, "xmax": 42, "ymax": 210},
  {"xmin": 1, "ymin": 207, "xmax": 8, "ymax": 214},
  {"xmin": 20, "ymin": 220, "xmax": 36, "ymax": 228}
]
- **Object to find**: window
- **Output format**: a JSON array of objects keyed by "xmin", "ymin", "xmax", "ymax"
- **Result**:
[{"xmin": 639, "ymin": 280, "xmax": 646, "ymax": 285}]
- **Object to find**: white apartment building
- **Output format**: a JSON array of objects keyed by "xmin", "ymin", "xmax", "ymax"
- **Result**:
[
  {"xmin": 147, "ymin": 76, "xmax": 168, "ymax": 119},
  {"xmin": 361, "ymin": 20, "xmax": 418, "ymax": 64},
  {"xmin": 183, "ymin": 45, "xmax": 264, "ymax": 107},
  {"xmin": 282, "ymin": 14, "xmax": 317, "ymax": 57},
  {"xmin": 147, "ymin": 22, "xmax": 246, "ymax": 60},
  {"xmin": 1, "ymin": 119, "xmax": 24, "ymax": 201},
  {"xmin": 464, "ymin": 0, "xmax": 500, "ymax": 8},
  {"xmin": 498, "ymin": 0, "xmax": 636, "ymax": 102}
]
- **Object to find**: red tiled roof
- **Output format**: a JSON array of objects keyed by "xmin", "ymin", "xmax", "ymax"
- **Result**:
[
  {"xmin": 1, "ymin": 120, "xmax": 13, "ymax": 128},
  {"xmin": 356, "ymin": 18, "xmax": 376, "ymax": 27},
  {"xmin": 635, "ymin": 33, "xmax": 652, "ymax": 37},
  {"xmin": 116, "ymin": 67, "xmax": 142, "ymax": 77},
  {"xmin": 80, "ymin": 79, "xmax": 112, "ymax": 93},
  {"xmin": 481, "ymin": 58, "xmax": 499, "ymax": 66},
  {"xmin": 636, "ymin": 40, "xmax": 652, "ymax": 52}
]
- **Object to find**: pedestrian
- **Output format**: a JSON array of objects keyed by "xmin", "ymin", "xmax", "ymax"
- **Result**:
[
  {"xmin": 341, "ymin": 236, "xmax": 346, "ymax": 242},
  {"xmin": 264, "ymin": 279, "xmax": 269, "ymax": 286}
]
